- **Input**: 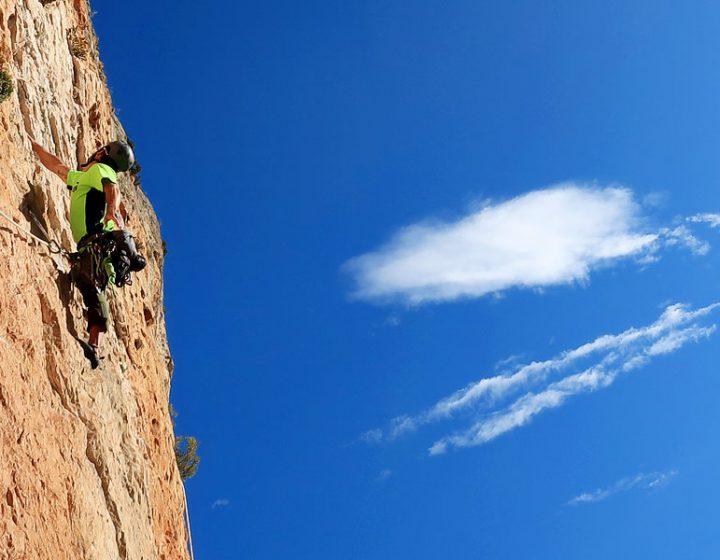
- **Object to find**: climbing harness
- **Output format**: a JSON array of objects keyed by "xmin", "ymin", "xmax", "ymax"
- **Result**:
[
  {"xmin": 77, "ymin": 234, "xmax": 115, "ymax": 290},
  {"xmin": 78, "ymin": 230, "xmax": 147, "ymax": 289}
]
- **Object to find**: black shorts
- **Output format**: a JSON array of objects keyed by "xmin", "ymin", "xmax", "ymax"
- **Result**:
[{"xmin": 71, "ymin": 245, "xmax": 110, "ymax": 333}]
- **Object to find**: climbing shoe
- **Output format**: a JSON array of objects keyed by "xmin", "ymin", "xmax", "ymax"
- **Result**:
[{"xmin": 77, "ymin": 339, "xmax": 100, "ymax": 369}]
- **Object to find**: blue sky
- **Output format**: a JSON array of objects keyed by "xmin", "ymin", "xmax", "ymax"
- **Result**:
[{"xmin": 93, "ymin": 1, "xmax": 720, "ymax": 558}]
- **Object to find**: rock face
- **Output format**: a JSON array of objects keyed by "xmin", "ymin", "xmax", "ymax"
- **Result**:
[{"xmin": 0, "ymin": 1, "xmax": 189, "ymax": 559}]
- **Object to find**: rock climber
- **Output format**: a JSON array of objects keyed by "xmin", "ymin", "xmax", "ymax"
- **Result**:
[{"xmin": 29, "ymin": 139, "xmax": 147, "ymax": 369}]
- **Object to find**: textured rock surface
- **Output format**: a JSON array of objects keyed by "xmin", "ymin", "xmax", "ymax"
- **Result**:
[{"xmin": 0, "ymin": 1, "xmax": 189, "ymax": 559}]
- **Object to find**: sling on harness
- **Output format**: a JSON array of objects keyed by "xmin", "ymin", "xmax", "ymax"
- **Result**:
[{"xmin": 74, "ymin": 230, "xmax": 147, "ymax": 289}]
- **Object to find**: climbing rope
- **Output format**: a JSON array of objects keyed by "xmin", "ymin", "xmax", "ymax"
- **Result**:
[
  {"xmin": 181, "ymin": 482, "xmax": 196, "ymax": 560},
  {"xmin": 27, "ymin": 208, "xmax": 65, "ymax": 255},
  {"xmin": 0, "ymin": 206, "xmax": 71, "ymax": 259}
]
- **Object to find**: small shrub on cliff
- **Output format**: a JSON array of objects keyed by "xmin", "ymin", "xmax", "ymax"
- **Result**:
[
  {"xmin": 0, "ymin": 70, "xmax": 13, "ymax": 104},
  {"xmin": 170, "ymin": 405, "xmax": 201, "ymax": 480},
  {"xmin": 175, "ymin": 436, "xmax": 200, "ymax": 480},
  {"xmin": 67, "ymin": 27, "xmax": 89, "ymax": 59}
]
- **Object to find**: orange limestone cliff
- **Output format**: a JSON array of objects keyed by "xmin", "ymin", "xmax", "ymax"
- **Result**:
[{"xmin": 0, "ymin": 0, "xmax": 190, "ymax": 558}]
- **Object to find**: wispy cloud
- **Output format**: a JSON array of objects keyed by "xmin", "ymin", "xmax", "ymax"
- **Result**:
[
  {"xmin": 376, "ymin": 469, "xmax": 393, "ymax": 482},
  {"xmin": 362, "ymin": 303, "xmax": 718, "ymax": 455},
  {"xmin": 211, "ymin": 499, "xmax": 230, "ymax": 510},
  {"xmin": 345, "ymin": 185, "xmax": 706, "ymax": 305},
  {"xmin": 688, "ymin": 213, "xmax": 720, "ymax": 228},
  {"xmin": 567, "ymin": 470, "xmax": 678, "ymax": 506},
  {"xmin": 658, "ymin": 226, "xmax": 710, "ymax": 256},
  {"xmin": 429, "ymin": 322, "xmax": 714, "ymax": 455}
]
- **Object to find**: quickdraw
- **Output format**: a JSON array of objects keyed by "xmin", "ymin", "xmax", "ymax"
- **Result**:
[{"xmin": 0, "ymin": 206, "xmax": 72, "ymax": 266}]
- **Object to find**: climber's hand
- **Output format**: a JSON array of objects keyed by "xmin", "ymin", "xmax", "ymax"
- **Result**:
[
  {"xmin": 104, "ymin": 210, "xmax": 125, "ymax": 230},
  {"xmin": 29, "ymin": 141, "xmax": 70, "ymax": 182}
]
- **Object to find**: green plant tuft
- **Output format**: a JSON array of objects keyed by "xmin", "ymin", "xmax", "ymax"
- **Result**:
[
  {"xmin": 0, "ymin": 71, "xmax": 13, "ymax": 104},
  {"xmin": 67, "ymin": 27, "xmax": 89, "ymax": 59},
  {"xmin": 174, "ymin": 436, "xmax": 201, "ymax": 480},
  {"xmin": 170, "ymin": 404, "xmax": 200, "ymax": 480}
]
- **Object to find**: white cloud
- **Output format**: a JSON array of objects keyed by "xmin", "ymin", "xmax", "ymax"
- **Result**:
[
  {"xmin": 430, "ymin": 323, "xmax": 714, "ymax": 454},
  {"xmin": 345, "ymin": 185, "xmax": 670, "ymax": 304},
  {"xmin": 376, "ymin": 469, "xmax": 393, "ymax": 481},
  {"xmin": 369, "ymin": 303, "xmax": 719, "ymax": 447},
  {"xmin": 360, "ymin": 428, "xmax": 384, "ymax": 443},
  {"xmin": 211, "ymin": 499, "xmax": 230, "ymax": 509},
  {"xmin": 567, "ymin": 470, "xmax": 678, "ymax": 505},
  {"xmin": 658, "ymin": 226, "xmax": 710, "ymax": 256},
  {"xmin": 688, "ymin": 213, "xmax": 720, "ymax": 228},
  {"xmin": 363, "ymin": 303, "xmax": 719, "ymax": 455}
]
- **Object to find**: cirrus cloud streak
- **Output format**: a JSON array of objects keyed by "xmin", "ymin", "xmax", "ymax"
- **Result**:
[
  {"xmin": 567, "ymin": 470, "xmax": 678, "ymax": 506},
  {"xmin": 362, "ymin": 303, "xmax": 719, "ymax": 455}
]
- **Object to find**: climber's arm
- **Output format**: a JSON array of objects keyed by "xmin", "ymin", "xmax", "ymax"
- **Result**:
[
  {"xmin": 103, "ymin": 181, "xmax": 125, "ymax": 229},
  {"xmin": 30, "ymin": 141, "xmax": 70, "ymax": 183}
]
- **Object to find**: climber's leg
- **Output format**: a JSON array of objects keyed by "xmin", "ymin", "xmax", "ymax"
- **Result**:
[{"xmin": 71, "ymin": 250, "xmax": 109, "ymax": 368}]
